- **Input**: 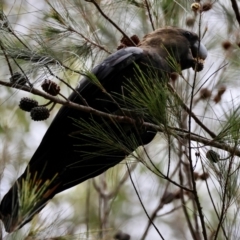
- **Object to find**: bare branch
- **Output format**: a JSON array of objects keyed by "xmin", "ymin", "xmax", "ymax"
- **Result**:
[
  {"xmin": 144, "ymin": 0, "xmax": 155, "ymax": 30},
  {"xmin": 127, "ymin": 163, "xmax": 165, "ymax": 240},
  {"xmin": 84, "ymin": 0, "xmax": 136, "ymax": 46},
  {"xmin": 230, "ymin": 0, "xmax": 240, "ymax": 28}
]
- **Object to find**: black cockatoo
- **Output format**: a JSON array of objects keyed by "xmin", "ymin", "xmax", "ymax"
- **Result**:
[{"xmin": 0, "ymin": 27, "xmax": 207, "ymax": 232}]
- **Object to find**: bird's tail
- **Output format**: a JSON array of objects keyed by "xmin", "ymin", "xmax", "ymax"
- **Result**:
[{"xmin": 0, "ymin": 171, "xmax": 60, "ymax": 232}]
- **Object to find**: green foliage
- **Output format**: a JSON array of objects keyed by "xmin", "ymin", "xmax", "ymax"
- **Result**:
[
  {"xmin": 19, "ymin": 170, "xmax": 57, "ymax": 224},
  {"xmin": 123, "ymin": 64, "xmax": 170, "ymax": 125},
  {"xmin": 1, "ymin": 0, "xmax": 240, "ymax": 239},
  {"xmin": 72, "ymin": 116, "xmax": 144, "ymax": 162}
]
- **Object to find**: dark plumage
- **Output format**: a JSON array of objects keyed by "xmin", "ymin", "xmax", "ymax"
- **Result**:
[{"xmin": 0, "ymin": 27, "xmax": 207, "ymax": 232}]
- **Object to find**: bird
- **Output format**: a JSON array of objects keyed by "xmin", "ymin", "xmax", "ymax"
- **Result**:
[{"xmin": 0, "ymin": 27, "xmax": 207, "ymax": 232}]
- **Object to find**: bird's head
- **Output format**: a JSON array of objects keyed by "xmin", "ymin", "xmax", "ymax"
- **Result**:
[{"xmin": 139, "ymin": 26, "xmax": 208, "ymax": 71}]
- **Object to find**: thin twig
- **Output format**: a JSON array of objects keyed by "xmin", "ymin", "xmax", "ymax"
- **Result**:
[
  {"xmin": 188, "ymin": 14, "xmax": 208, "ymax": 240},
  {"xmin": 58, "ymin": 92, "xmax": 69, "ymax": 101},
  {"xmin": 11, "ymin": 58, "xmax": 33, "ymax": 87},
  {"xmin": 194, "ymin": 63, "xmax": 228, "ymax": 97},
  {"xmin": 214, "ymin": 149, "xmax": 236, "ymax": 240},
  {"xmin": 166, "ymin": 135, "xmax": 171, "ymax": 177},
  {"xmin": 1, "ymin": 38, "xmax": 32, "ymax": 87},
  {"xmin": 0, "ymin": 41, "xmax": 13, "ymax": 76},
  {"xmin": 67, "ymin": 26, "xmax": 111, "ymax": 54},
  {"xmin": 45, "ymin": 65, "xmax": 89, "ymax": 106},
  {"xmin": 157, "ymin": 204, "xmax": 183, "ymax": 217},
  {"xmin": 126, "ymin": 163, "xmax": 165, "ymax": 240},
  {"xmin": 139, "ymin": 146, "xmax": 193, "ymax": 192},
  {"xmin": 144, "ymin": 0, "xmax": 155, "ymax": 30},
  {"xmin": 178, "ymin": 144, "xmax": 196, "ymax": 239},
  {"xmin": 7, "ymin": 27, "xmax": 29, "ymax": 49},
  {"xmin": 85, "ymin": 0, "xmax": 136, "ymax": 46},
  {"xmin": 141, "ymin": 161, "xmax": 181, "ymax": 240},
  {"xmin": 230, "ymin": 0, "xmax": 240, "ymax": 28},
  {"xmin": 187, "ymin": 15, "xmax": 208, "ymax": 240},
  {"xmin": 141, "ymin": 203, "xmax": 163, "ymax": 240},
  {"xmin": 85, "ymin": 180, "xmax": 91, "ymax": 238},
  {"xmin": 106, "ymin": 163, "xmax": 137, "ymax": 198},
  {"xmin": 200, "ymin": 156, "xmax": 229, "ymax": 239},
  {"xmin": 168, "ymin": 83, "xmax": 217, "ymax": 139}
]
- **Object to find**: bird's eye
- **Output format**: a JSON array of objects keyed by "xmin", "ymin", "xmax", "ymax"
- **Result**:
[{"xmin": 184, "ymin": 31, "xmax": 192, "ymax": 38}]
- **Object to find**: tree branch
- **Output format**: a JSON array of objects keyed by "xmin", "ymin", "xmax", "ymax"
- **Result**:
[
  {"xmin": 168, "ymin": 83, "xmax": 216, "ymax": 139},
  {"xmin": 1, "ymin": 80, "xmax": 240, "ymax": 159},
  {"xmin": 144, "ymin": 0, "xmax": 155, "ymax": 31},
  {"xmin": 85, "ymin": 0, "xmax": 136, "ymax": 46},
  {"xmin": 230, "ymin": 0, "xmax": 240, "ymax": 28}
]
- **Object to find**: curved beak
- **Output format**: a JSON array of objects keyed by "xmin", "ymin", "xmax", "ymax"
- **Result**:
[{"xmin": 192, "ymin": 41, "xmax": 208, "ymax": 60}]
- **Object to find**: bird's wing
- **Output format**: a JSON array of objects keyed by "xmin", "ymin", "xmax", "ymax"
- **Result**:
[
  {"xmin": 53, "ymin": 46, "xmax": 146, "ymax": 121},
  {"xmin": 29, "ymin": 47, "xmax": 149, "ymax": 164}
]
